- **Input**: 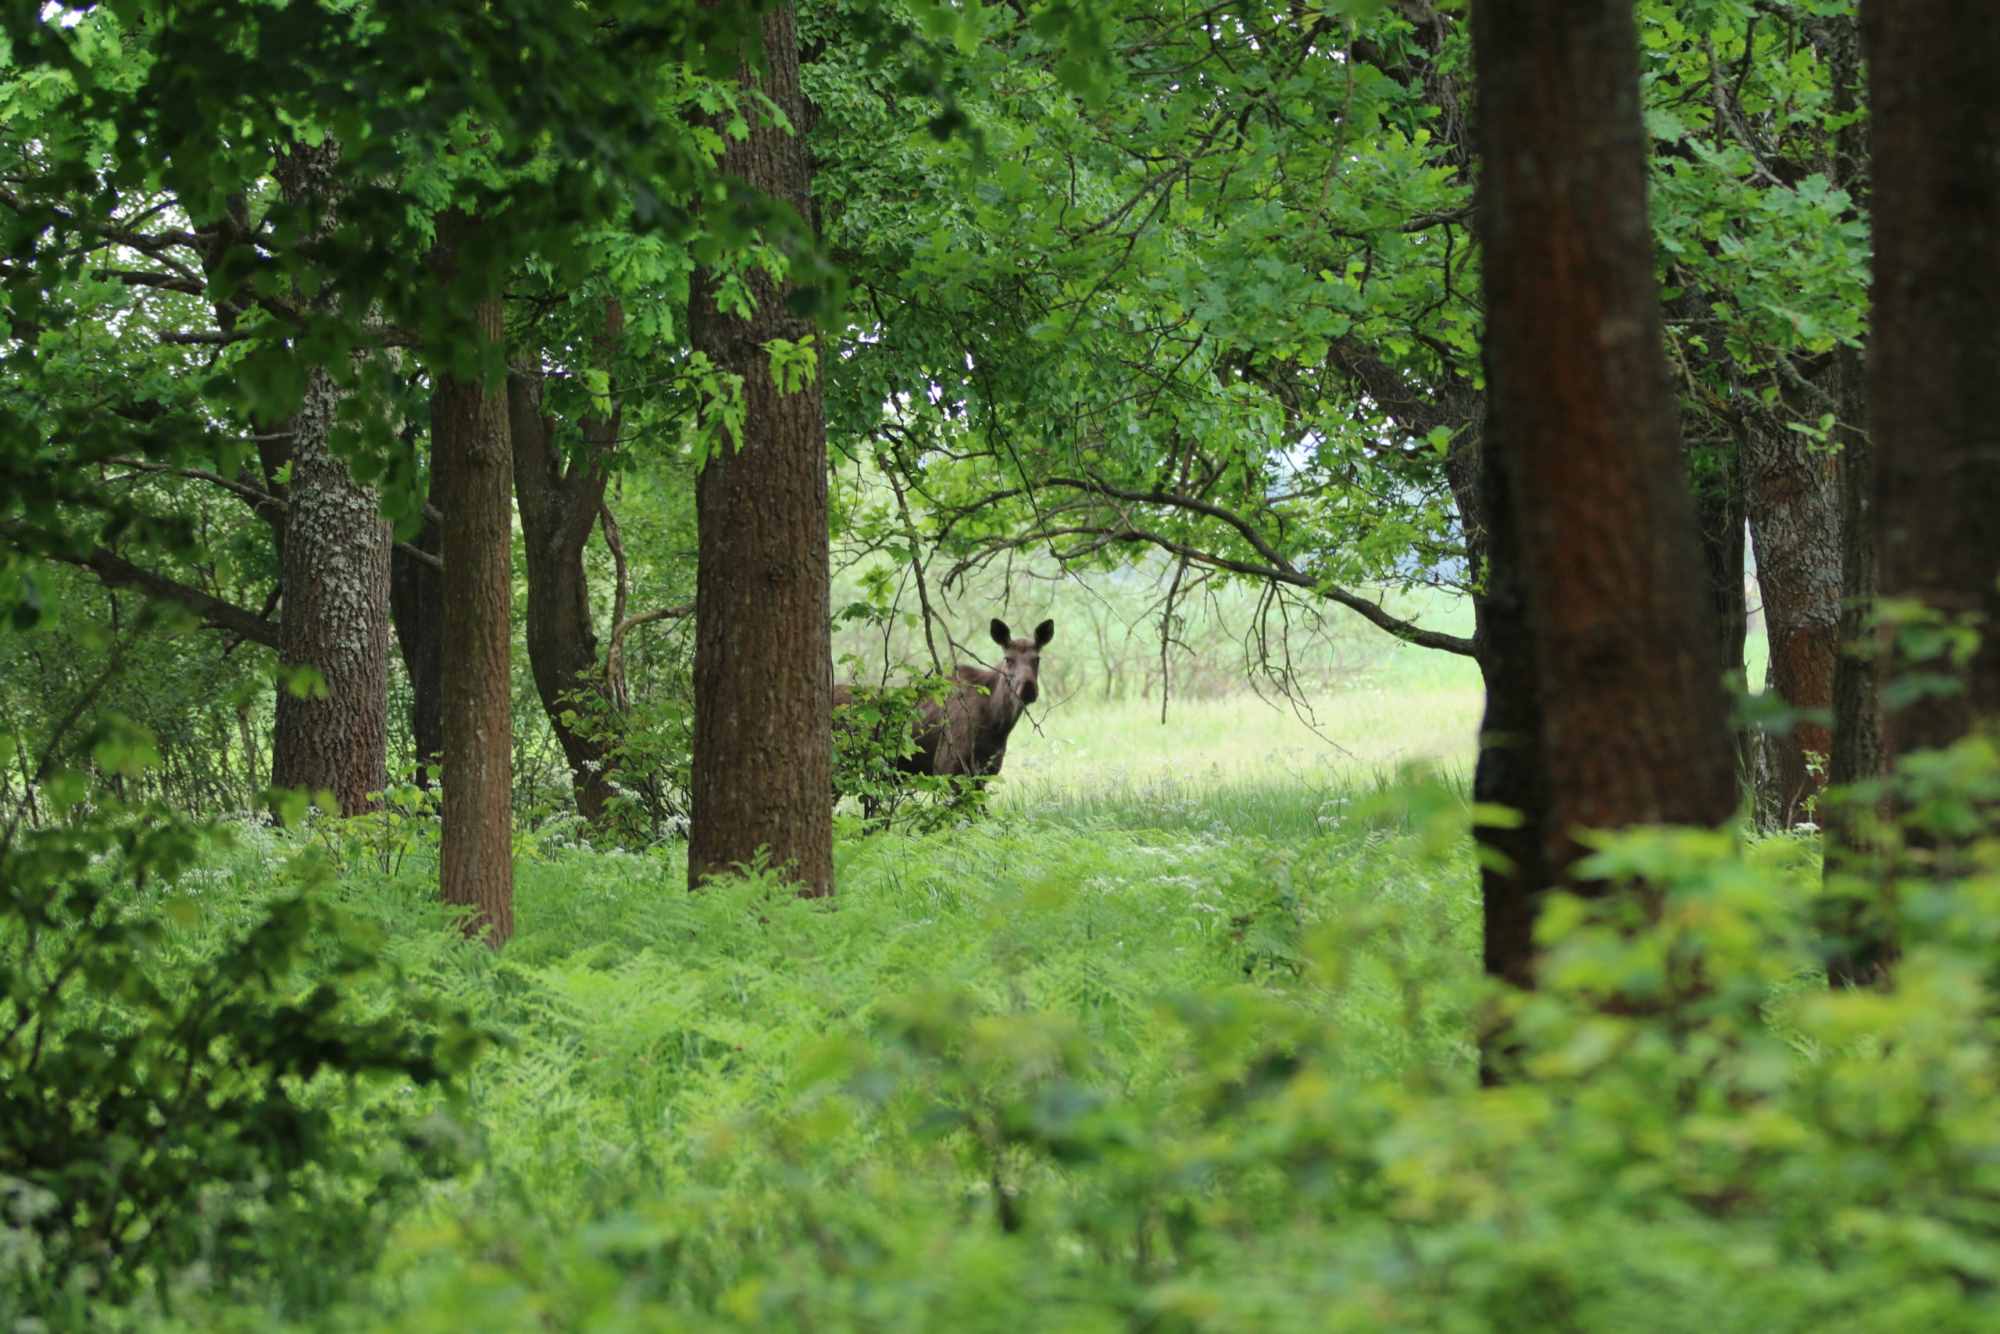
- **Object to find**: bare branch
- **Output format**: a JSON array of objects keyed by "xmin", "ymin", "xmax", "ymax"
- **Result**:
[{"xmin": 606, "ymin": 598, "xmax": 696, "ymax": 707}]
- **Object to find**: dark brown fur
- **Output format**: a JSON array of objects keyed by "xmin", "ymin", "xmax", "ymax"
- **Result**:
[{"xmin": 835, "ymin": 618, "xmax": 1055, "ymax": 779}]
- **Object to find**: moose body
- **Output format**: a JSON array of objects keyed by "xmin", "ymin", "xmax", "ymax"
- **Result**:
[{"xmin": 834, "ymin": 618, "xmax": 1055, "ymax": 782}]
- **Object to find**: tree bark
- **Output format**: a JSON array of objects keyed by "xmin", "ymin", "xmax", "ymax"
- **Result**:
[
  {"xmin": 1821, "ymin": 344, "xmax": 1888, "ymax": 986},
  {"xmin": 1470, "ymin": 0, "xmax": 1739, "ymax": 1001},
  {"xmin": 1825, "ymin": 353, "xmax": 1879, "ymax": 813},
  {"xmin": 268, "ymin": 139, "xmax": 391, "ymax": 817},
  {"xmin": 430, "ymin": 216, "xmax": 515, "ymax": 947},
  {"xmin": 1851, "ymin": 0, "xmax": 2000, "ymax": 984},
  {"xmin": 268, "ymin": 363, "xmax": 392, "ymax": 815},
  {"xmin": 509, "ymin": 335, "xmax": 616, "ymax": 825},
  {"xmin": 1864, "ymin": 2, "xmax": 2000, "ymax": 758},
  {"xmin": 1687, "ymin": 424, "xmax": 1750, "ymax": 789},
  {"xmin": 388, "ymin": 455, "xmax": 445, "ymax": 784},
  {"xmin": 685, "ymin": 2, "xmax": 834, "ymax": 897},
  {"xmin": 1467, "ymin": 420, "xmax": 1552, "ymax": 1002},
  {"xmin": 1743, "ymin": 376, "xmax": 1843, "ymax": 827}
]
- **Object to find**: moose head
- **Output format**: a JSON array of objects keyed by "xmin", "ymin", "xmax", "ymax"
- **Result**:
[{"xmin": 990, "ymin": 617, "xmax": 1056, "ymax": 707}]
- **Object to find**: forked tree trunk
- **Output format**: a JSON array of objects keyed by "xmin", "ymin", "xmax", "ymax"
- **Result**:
[
  {"xmin": 268, "ymin": 139, "xmax": 390, "ymax": 817},
  {"xmin": 685, "ymin": 2, "xmax": 834, "ymax": 896},
  {"xmin": 510, "ymin": 355, "xmax": 616, "ymax": 825},
  {"xmin": 430, "ymin": 216, "xmax": 515, "ymax": 946},
  {"xmin": 1470, "ymin": 0, "xmax": 1739, "ymax": 1021}
]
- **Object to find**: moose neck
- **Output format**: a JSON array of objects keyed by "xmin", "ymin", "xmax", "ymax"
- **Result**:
[{"xmin": 981, "ymin": 672, "xmax": 1026, "ymax": 737}]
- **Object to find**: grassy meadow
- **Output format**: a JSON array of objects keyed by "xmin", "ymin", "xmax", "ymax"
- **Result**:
[{"xmin": 1005, "ymin": 658, "xmax": 1484, "ymax": 801}]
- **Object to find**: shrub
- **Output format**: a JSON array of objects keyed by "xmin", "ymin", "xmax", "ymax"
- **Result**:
[
  {"xmin": 832, "ymin": 675, "xmax": 989, "ymax": 834},
  {"xmin": 0, "ymin": 792, "xmax": 482, "ymax": 1319}
]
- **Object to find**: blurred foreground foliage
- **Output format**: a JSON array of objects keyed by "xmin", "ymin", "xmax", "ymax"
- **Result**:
[
  {"xmin": 4, "ymin": 744, "xmax": 1998, "ymax": 1330},
  {"xmin": 0, "ymin": 786, "xmax": 485, "ymax": 1323}
]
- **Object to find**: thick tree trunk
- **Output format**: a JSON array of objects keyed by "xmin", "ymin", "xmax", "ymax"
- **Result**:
[
  {"xmin": 509, "ymin": 360, "xmax": 615, "ymax": 825},
  {"xmin": 1743, "ymin": 376, "xmax": 1843, "ymax": 828},
  {"xmin": 269, "ymin": 365, "xmax": 392, "ymax": 815},
  {"xmin": 1864, "ymin": 3, "xmax": 2000, "ymax": 758},
  {"xmin": 685, "ymin": 2, "xmax": 834, "ymax": 897},
  {"xmin": 268, "ymin": 139, "xmax": 390, "ymax": 817},
  {"xmin": 388, "ymin": 461, "xmax": 445, "ymax": 783},
  {"xmin": 1470, "ymin": 0, "xmax": 1739, "ymax": 1003},
  {"xmin": 430, "ymin": 218, "xmax": 515, "ymax": 947},
  {"xmin": 1852, "ymin": 3, "xmax": 2000, "ymax": 979}
]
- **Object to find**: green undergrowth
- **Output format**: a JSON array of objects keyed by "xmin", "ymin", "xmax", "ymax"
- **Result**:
[
  {"xmin": 57, "ymin": 752, "xmax": 2000, "ymax": 1332},
  {"xmin": 76, "ymin": 779, "xmax": 1470, "ymax": 1330}
]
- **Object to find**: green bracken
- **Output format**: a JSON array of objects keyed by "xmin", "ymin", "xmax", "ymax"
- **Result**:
[{"xmin": 16, "ymin": 736, "xmax": 1997, "ymax": 1332}]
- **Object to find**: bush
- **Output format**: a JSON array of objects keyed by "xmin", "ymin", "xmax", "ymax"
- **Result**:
[
  {"xmin": 832, "ymin": 675, "xmax": 990, "ymax": 834},
  {"xmin": 0, "ymin": 791, "xmax": 483, "ymax": 1320}
]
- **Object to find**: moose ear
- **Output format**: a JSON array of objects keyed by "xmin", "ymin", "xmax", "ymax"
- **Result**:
[
  {"xmin": 990, "ymin": 619, "xmax": 1012, "ymax": 647},
  {"xmin": 1034, "ymin": 619, "xmax": 1055, "ymax": 647}
]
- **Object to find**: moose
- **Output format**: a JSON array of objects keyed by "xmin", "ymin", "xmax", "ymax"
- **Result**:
[{"xmin": 833, "ymin": 617, "xmax": 1056, "ymax": 798}]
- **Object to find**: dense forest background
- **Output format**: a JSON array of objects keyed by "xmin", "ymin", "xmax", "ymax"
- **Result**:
[{"xmin": 2, "ymin": 0, "xmax": 1998, "ymax": 1328}]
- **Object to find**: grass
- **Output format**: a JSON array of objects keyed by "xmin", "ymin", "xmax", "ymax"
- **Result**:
[
  {"xmin": 1006, "ymin": 684, "xmax": 1482, "ymax": 802},
  {"xmin": 1007, "ymin": 597, "xmax": 1485, "ymax": 801}
]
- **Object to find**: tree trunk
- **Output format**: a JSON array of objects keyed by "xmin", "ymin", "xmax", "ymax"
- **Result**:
[
  {"xmin": 1687, "ymin": 426, "xmax": 1750, "ymax": 787},
  {"xmin": 430, "ymin": 217, "xmax": 515, "ymax": 946},
  {"xmin": 388, "ymin": 459, "xmax": 445, "ymax": 784},
  {"xmin": 268, "ymin": 139, "xmax": 390, "ymax": 817},
  {"xmin": 1465, "ymin": 423, "xmax": 1553, "ymax": 1003},
  {"xmin": 1446, "ymin": 415, "xmax": 1557, "ymax": 1022},
  {"xmin": 269, "ymin": 365, "xmax": 392, "ymax": 815},
  {"xmin": 1825, "ymin": 353, "xmax": 1879, "ymax": 811},
  {"xmin": 1743, "ymin": 377, "xmax": 1843, "ymax": 828},
  {"xmin": 1470, "ymin": 0, "xmax": 1739, "ymax": 1003},
  {"xmin": 509, "ymin": 354, "xmax": 616, "ymax": 825},
  {"xmin": 1855, "ymin": 3, "xmax": 2000, "ymax": 974},
  {"xmin": 685, "ymin": 2, "xmax": 834, "ymax": 897},
  {"xmin": 1864, "ymin": 2, "xmax": 2000, "ymax": 757},
  {"xmin": 1821, "ymin": 344, "xmax": 1888, "ymax": 985}
]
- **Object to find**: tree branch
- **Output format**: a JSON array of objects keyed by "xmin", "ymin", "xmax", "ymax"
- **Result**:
[
  {"xmin": 605, "ymin": 599, "xmax": 696, "ymax": 708},
  {"xmin": 1, "ymin": 529, "xmax": 280, "ymax": 649},
  {"xmin": 105, "ymin": 458, "xmax": 441, "ymax": 571},
  {"xmin": 954, "ymin": 520, "xmax": 1476, "ymax": 657}
]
